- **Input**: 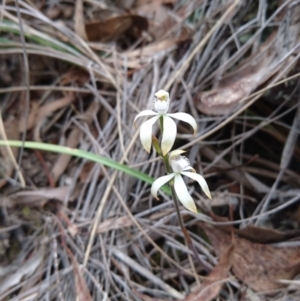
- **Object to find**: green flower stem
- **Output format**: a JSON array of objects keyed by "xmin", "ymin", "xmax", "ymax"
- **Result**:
[
  {"xmin": 157, "ymin": 108, "xmax": 208, "ymax": 275},
  {"xmin": 163, "ymin": 154, "xmax": 190, "ymax": 244},
  {"xmin": 162, "ymin": 155, "xmax": 193, "ymax": 253},
  {"xmin": 158, "ymin": 115, "xmax": 203, "ymax": 272},
  {"xmin": 159, "ymin": 115, "xmax": 164, "ymax": 133}
]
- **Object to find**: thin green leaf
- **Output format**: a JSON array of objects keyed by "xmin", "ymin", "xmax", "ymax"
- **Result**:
[
  {"xmin": 0, "ymin": 20, "xmax": 80, "ymax": 55},
  {"xmin": 0, "ymin": 140, "xmax": 171, "ymax": 194}
]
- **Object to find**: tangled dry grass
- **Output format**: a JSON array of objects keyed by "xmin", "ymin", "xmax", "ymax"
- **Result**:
[{"xmin": 0, "ymin": 0, "xmax": 300, "ymax": 300}]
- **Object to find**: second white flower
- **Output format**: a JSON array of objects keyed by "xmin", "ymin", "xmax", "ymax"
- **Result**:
[{"xmin": 151, "ymin": 150, "xmax": 211, "ymax": 213}]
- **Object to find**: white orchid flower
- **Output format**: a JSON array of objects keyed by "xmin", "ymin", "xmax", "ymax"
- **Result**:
[
  {"xmin": 151, "ymin": 150, "xmax": 211, "ymax": 213},
  {"xmin": 134, "ymin": 90, "xmax": 197, "ymax": 155}
]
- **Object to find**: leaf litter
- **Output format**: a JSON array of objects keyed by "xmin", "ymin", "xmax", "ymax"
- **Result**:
[
  {"xmin": 0, "ymin": 0, "xmax": 300, "ymax": 300},
  {"xmin": 201, "ymin": 223, "xmax": 300, "ymax": 292},
  {"xmin": 195, "ymin": 3, "xmax": 300, "ymax": 115}
]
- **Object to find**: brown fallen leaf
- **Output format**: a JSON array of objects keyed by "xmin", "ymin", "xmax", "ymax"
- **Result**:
[
  {"xmin": 160, "ymin": 228, "xmax": 233, "ymax": 301},
  {"xmin": 230, "ymin": 225, "xmax": 300, "ymax": 244},
  {"xmin": 182, "ymin": 245, "xmax": 233, "ymax": 301},
  {"xmin": 143, "ymin": 241, "xmax": 233, "ymax": 301},
  {"xmin": 85, "ymin": 15, "xmax": 148, "ymax": 42},
  {"xmin": 133, "ymin": 2, "xmax": 170, "ymax": 29},
  {"xmin": 209, "ymin": 213, "xmax": 300, "ymax": 244},
  {"xmin": 201, "ymin": 223, "xmax": 300, "ymax": 291},
  {"xmin": 195, "ymin": 3, "xmax": 300, "ymax": 115},
  {"xmin": 195, "ymin": 32, "xmax": 277, "ymax": 115},
  {"xmin": 133, "ymin": 0, "xmax": 190, "ymax": 41}
]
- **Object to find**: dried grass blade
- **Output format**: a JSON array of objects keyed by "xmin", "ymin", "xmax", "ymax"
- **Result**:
[
  {"xmin": 111, "ymin": 248, "xmax": 184, "ymax": 299},
  {"xmin": 280, "ymin": 101, "xmax": 300, "ymax": 169}
]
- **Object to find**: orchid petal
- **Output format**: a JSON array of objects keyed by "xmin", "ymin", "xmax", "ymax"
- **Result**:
[
  {"xmin": 168, "ymin": 112, "xmax": 197, "ymax": 135},
  {"xmin": 174, "ymin": 174, "xmax": 197, "ymax": 213},
  {"xmin": 161, "ymin": 115, "xmax": 177, "ymax": 155},
  {"xmin": 181, "ymin": 171, "xmax": 211, "ymax": 199},
  {"xmin": 169, "ymin": 150, "xmax": 186, "ymax": 158},
  {"xmin": 140, "ymin": 115, "xmax": 160, "ymax": 153},
  {"xmin": 134, "ymin": 110, "xmax": 158, "ymax": 128},
  {"xmin": 168, "ymin": 149, "xmax": 186, "ymax": 166},
  {"xmin": 151, "ymin": 173, "xmax": 175, "ymax": 199}
]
